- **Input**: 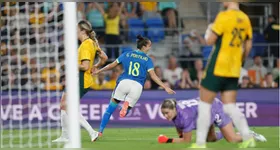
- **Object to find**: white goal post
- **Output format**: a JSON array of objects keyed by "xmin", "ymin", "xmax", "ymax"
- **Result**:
[
  {"xmin": 63, "ymin": 2, "xmax": 81, "ymax": 148},
  {"xmin": 0, "ymin": 2, "xmax": 81, "ymax": 148}
]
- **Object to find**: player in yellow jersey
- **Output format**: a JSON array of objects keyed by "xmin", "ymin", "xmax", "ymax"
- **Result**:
[
  {"xmin": 52, "ymin": 20, "xmax": 108, "ymax": 143},
  {"xmin": 190, "ymin": 2, "xmax": 255, "ymax": 148}
]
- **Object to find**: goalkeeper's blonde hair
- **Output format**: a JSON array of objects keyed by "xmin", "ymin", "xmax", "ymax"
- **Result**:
[
  {"xmin": 78, "ymin": 20, "xmax": 98, "ymax": 44},
  {"xmin": 161, "ymin": 98, "xmax": 177, "ymax": 110}
]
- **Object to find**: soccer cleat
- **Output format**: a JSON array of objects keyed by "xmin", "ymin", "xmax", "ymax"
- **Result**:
[
  {"xmin": 92, "ymin": 132, "xmax": 103, "ymax": 141},
  {"xmin": 189, "ymin": 143, "xmax": 206, "ymax": 148},
  {"xmin": 120, "ymin": 101, "xmax": 129, "ymax": 118},
  {"xmin": 239, "ymin": 138, "xmax": 256, "ymax": 148},
  {"xmin": 250, "ymin": 130, "xmax": 267, "ymax": 142},
  {"xmin": 52, "ymin": 136, "xmax": 69, "ymax": 143},
  {"xmin": 90, "ymin": 131, "xmax": 99, "ymax": 142}
]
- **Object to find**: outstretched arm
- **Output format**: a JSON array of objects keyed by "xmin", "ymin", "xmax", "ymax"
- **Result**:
[
  {"xmin": 172, "ymin": 132, "xmax": 192, "ymax": 143},
  {"xmin": 94, "ymin": 61, "xmax": 118, "ymax": 75},
  {"xmin": 117, "ymin": 2, "xmax": 125, "ymax": 16},
  {"xmin": 149, "ymin": 70, "xmax": 175, "ymax": 94},
  {"xmin": 94, "ymin": 2, "xmax": 105, "ymax": 15},
  {"xmin": 149, "ymin": 70, "xmax": 166, "ymax": 89}
]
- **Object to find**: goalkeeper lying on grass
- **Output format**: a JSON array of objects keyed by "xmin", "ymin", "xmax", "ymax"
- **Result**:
[{"xmin": 158, "ymin": 98, "xmax": 267, "ymax": 144}]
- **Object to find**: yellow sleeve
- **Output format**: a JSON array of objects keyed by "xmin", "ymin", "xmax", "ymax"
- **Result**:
[
  {"xmin": 80, "ymin": 42, "xmax": 93, "ymax": 61},
  {"xmin": 211, "ymin": 12, "xmax": 225, "ymax": 36},
  {"xmin": 246, "ymin": 17, "xmax": 253, "ymax": 40},
  {"xmin": 104, "ymin": 13, "xmax": 108, "ymax": 20}
]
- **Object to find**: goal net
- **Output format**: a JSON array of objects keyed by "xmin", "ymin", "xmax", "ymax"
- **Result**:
[{"xmin": 0, "ymin": 2, "xmax": 78, "ymax": 148}]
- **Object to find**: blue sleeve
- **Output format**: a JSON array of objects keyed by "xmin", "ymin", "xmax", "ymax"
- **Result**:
[
  {"xmin": 116, "ymin": 53, "xmax": 127, "ymax": 64},
  {"xmin": 147, "ymin": 59, "xmax": 154, "ymax": 72}
]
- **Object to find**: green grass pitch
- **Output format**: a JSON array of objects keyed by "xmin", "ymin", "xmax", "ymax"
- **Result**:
[{"xmin": 1, "ymin": 127, "xmax": 279, "ymax": 148}]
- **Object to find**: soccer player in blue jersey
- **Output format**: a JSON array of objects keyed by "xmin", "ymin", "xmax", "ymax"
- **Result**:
[
  {"xmin": 157, "ymin": 98, "xmax": 267, "ymax": 144},
  {"xmin": 93, "ymin": 35, "xmax": 176, "ymax": 137}
]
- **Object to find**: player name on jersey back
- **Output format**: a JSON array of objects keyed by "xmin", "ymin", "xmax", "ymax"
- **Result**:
[{"xmin": 129, "ymin": 53, "xmax": 149, "ymax": 61}]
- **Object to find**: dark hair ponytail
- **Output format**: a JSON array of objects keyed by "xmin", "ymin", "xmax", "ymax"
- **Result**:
[
  {"xmin": 136, "ymin": 34, "xmax": 150, "ymax": 49},
  {"xmin": 137, "ymin": 34, "xmax": 144, "ymax": 40}
]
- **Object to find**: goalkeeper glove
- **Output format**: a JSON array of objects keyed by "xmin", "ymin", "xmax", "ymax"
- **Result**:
[{"xmin": 158, "ymin": 135, "xmax": 173, "ymax": 143}]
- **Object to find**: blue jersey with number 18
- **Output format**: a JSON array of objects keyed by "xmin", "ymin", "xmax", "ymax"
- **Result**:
[{"xmin": 116, "ymin": 50, "xmax": 154, "ymax": 87}]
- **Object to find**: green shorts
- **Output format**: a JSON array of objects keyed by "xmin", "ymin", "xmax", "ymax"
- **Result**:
[
  {"xmin": 63, "ymin": 71, "xmax": 89, "ymax": 98},
  {"xmin": 201, "ymin": 72, "xmax": 239, "ymax": 92},
  {"xmin": 79, "ymin": 71, "xmax": 89, "ymax": 98},
  {"xmin": 63, "ymin": 85, "xmax": 88, "ymax": 98}
]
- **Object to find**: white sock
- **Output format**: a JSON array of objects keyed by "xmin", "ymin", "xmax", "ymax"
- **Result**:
[
  {"xmin": 223, "ymin": 103, "xmax": 251, "ymax": 141},
  {"xmin": 79, "ymin": 113, "xmax": 96, "ymax": 135},
  {"xmin": 196, "ymin": 101, "xmax": 212, "ymax": 146},
  {"xmin": 61, "ymin": 110, "xmax": 68, "ymax": 138}
]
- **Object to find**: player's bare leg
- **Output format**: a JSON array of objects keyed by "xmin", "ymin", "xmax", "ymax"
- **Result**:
[
  {"xmin": 221, "ymin": 91, "xmax": 255, "ymax": 147},
  {"xmin": 220, "ymin": 121, "xmax": 266, "ymax": 143},
  {"xmin": 120, "ymin": 101, "xmax": 130, "ymax": 118},
  {"xmin": 220, "ymin": 122, "xmax": 243, "ymax": 143},
  {"xmin": 192, "ymin": 86, "xmax": 216, "ymax": 147}
]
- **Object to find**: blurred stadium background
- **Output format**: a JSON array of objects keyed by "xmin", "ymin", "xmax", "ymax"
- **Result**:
[{"xmin": 0, "ymin": 1, "xmax": 279, "ymax": 148}]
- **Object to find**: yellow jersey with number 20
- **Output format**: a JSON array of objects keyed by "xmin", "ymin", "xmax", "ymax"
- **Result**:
[{"xmin": 207, "ymin": 9, "xmax": 252, "ymax": 78}]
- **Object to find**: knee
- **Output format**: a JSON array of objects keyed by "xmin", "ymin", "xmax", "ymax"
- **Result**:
[{"xmin": 111, "ymin": 98, "xmax": 120, "ymax": 104}]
